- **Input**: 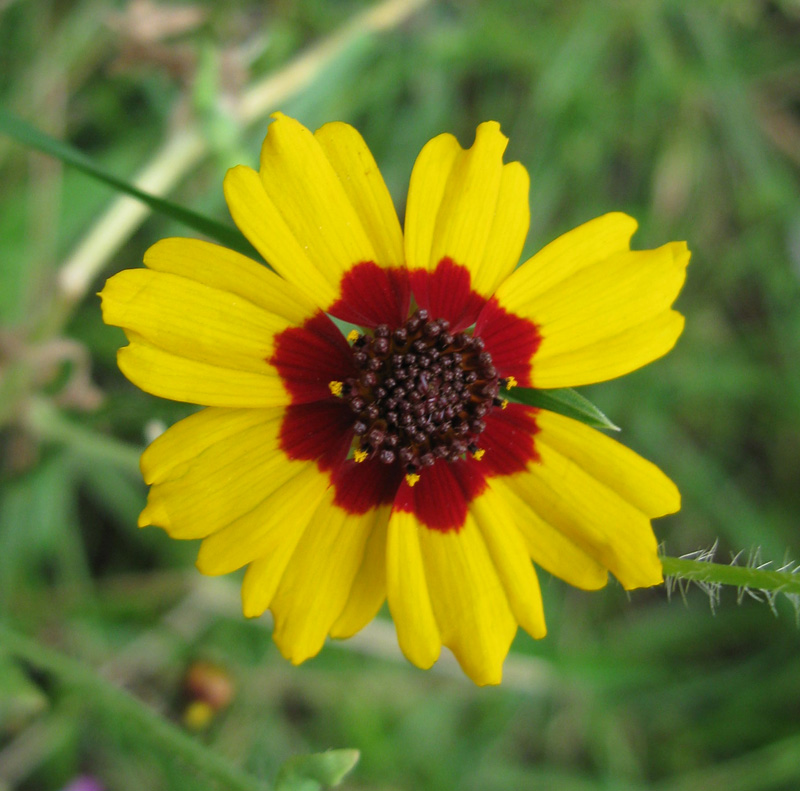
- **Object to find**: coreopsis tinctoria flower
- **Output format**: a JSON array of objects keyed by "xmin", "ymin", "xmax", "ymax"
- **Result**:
[{"xmin": 101, "ymin": 114, "xmax": 688, "ymax": 684}]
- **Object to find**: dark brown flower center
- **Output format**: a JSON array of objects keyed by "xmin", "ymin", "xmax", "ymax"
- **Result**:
[{"xmin": 335, "ymin": 309, "xmax": 507, "ymax": 477}]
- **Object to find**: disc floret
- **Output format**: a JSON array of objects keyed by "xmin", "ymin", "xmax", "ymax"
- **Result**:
[{"xmin": 335, "ymin": 309, "xmax": 508, "ymax": 475}]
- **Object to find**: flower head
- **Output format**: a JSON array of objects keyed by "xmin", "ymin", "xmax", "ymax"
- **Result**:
[{"xmin": 100, "ymin": 114, "xmax": 688, "ymax": 685}]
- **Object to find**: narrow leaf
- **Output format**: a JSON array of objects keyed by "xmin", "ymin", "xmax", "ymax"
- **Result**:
[
  {"xmin": 0, "ymin": 108, "xmax": 259, "ymax": 259},
  {"xmin": 504, "ymin": 386, "xmax": 620, "ymax": 431},
  {"xmin": 275, "ymin": 749, "xmax": 360, "ymax": 791}
]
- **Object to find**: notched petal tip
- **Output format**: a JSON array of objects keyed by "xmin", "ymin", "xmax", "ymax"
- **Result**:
[
  {"xmin": 98, "ymin": 270, "xmax": 142, "ymax": 326},
  {"xmin": 195, "ymin": 544, "xmax": 229, "ymax": 576},
  {"xmin": 620, "ymin": 559, "xmax": 664, "ymax": 591},
  {"xmin": 457, "ymin": 650, "xmax": 505, "ymax": 687},
  {"xmin": 652, "ymin": 309, "xmax": 686, "ymax": 366},
  {"xmin": 651, "ymin": 463, "xmax": 682, "ymax": 518},
  {"xmin": 468, "ymin": 119, "xmax": 509, "ymax": 165},
  {"xmin": 604, "ymin": 211, "xmax": 639, "ymax": 237},
  {"xmin": 272, "ymin": 623, "xmax": 326, "ymax": 666},
  {"xmin": 241, "ymin": 579, "xmax": 270, "ymax": 619},
  {"xmin": 396, "ymin": 637, "xmax": 440, "ymax": 672},
  {"xmin": 138, "ymin": 496, "xmax": 171, "ymax": 530},
  {"xmin": 142, "ymin": 236, "xmax": 190, "ymax": 267},
  {"xmin": 669, "ymin": 240, "xmax": 692, "ymax": 269},
  {"xmin": 474, "ymin": 119, "xmax": 507, "ymax": 148},
  {"xmin": 260, "ymin": 112, "xmax": 315, "ymax": 165},
  {"xmin": 222, "ymin": 163, "xmax": 260, "ymax": 201},
  {"xmin": 241, "ymin": 562, "xmax": 273, "ymax": 619},
  {"xmin": 265, "ymin": 111, "xmax": 297, "ymax": 137}
]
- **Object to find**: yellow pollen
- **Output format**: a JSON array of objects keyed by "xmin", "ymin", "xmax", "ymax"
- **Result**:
[
  {"xmin": 405, "ymin": 473, "xmax": 420, "ymax": 487},
  {"xmin": 328, "ymin": 380, "xmax": 343, "ymax": 396},
  {"xmin": 473, "ymin": 448, "xmax": 485, "ymax": 461},
  {"xmin": 505, "ymin": 375, "xmax": 518, "ymax": 389},
  {"xmin": 501, "ymin": 399, "xmax": 509, "ymax": 410},
  {"xmin": 347, "ymin": 329, "xmax": 360, "ymax": 343},
  {"xmin": 354, "ymin": 449, "xmax": 369, "ymax": 463}
]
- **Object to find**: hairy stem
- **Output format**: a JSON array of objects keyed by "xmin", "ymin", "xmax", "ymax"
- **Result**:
[{"xmin": 661, "ymin": 556, "xmax": 800, "ymax": 596}]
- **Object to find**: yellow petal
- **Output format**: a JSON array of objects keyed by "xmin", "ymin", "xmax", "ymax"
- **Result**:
[
  {"xmin": 118, "ymin": 333, "xmax": 287, "ymax": 407},
  {"xmin": 528, "ymin": 242, "xmax": 689, "ymax": 386},
  {"xmin": 139, "ymin": 407, "xmax": 263, "ymax": 485},
  {"xmin": 468, "ymin": 487, "xmax": 547, "ymax": 639},
  {"xmin": 404, "ymin": 132, "xmax": 461, "ymax": 274},
  {"xmin": 330, "ymin": 512, "xmax": 389, "ymax": 639},
  {"xmin": 141, "ymin": 408, "xmax": 317, "ymax": 541},
  {"xmin": 502, "ymin": 441, "xmax": 664, "ymax": 591},
  {"xmin": 405, "ymin": 121, "xmax": 529, "ymax": 299},
  {"xmin": 256, "ymin": 114, "xmax": 382, "ymax": 292},
  {"xmin": 491, "ymin": 212, "xmax": 690, "ymax": 387},
  {"xmin": 536, "ymin": 409, "xmax": 680, "ymax": 518},
  {"xmin": 477, "ymin": 161, "xmax": 530, "ymax": 296},
  {"xmin": 101, "ymin": 268, "xmax": 291, "ymax": 373},
  {"xmin": 223, "ymin": 164, "xmax": 339, "ymax": 310},
  {"xmin": 497, "ymin": 212, "xmax": 638, "ymax": 301},
  {"xmin": 427, "ymin": 123, "xmax": 505, "ymax": 272},
  {"xmin": 314, "ymin": 121, "xmax": 404, "ymax": 267},
  {"xmin": 195, "ymin": 463, "xmax": 328, "ymax": 574},
  {"xmin": 418, "ymin": 516, "xmax": 517, "ymax": 686},
  {"xmin": 242, "ymin": 537, "xmax": 305, "ymax": 619},
  {"xmin": 531, "ymin": 310, "xmax": 685, "ymax": 387},
  {"xmin": 270, "ymin": 494, "xmax": 382, "ymax": 664},
  {"xmin": 483, "ymin": 476, "xmax": 609, "ymax": 591},
  {"xmin": 143, "ymin": 237, "xmax": 317, "ymax": 325},
  {"xmin": 386, "ymin": 510, "xmax": 441, "ymax": 670}
]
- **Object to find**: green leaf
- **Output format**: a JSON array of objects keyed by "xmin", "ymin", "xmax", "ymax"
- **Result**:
[
  {"xmin": 275, "ymin": 749, "xmax": 360, "ymax": 791},
  {"xmin": 504, "ymin": 387, "xmax": 620, "ymax": 431},
  {"xmin": 0, "ymin": 108, "xmax": 259, "ymax": 259}
]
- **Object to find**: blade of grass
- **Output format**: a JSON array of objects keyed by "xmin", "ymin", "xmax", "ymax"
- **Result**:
[{"xmin": 0, "ymin": 108, "xmax": 257, "ymax": 259}]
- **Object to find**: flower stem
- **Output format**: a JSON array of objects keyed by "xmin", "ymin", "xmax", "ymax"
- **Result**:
[
  {"xmin": 661, "ymin": 556, "xmax": 800, "ymax": 595},
  {"xmin": 0, "ymin": 622, "xmax": 269, "ymax": 791}
]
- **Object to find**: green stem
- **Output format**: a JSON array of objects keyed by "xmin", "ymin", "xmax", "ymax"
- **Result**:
[
  {"xmin": 0, "ymin": 622, "xmax": 269, "ymax": 791},
  {"xmin": 661, "ymin": 556, "xmax": 800, "ymax": 596}
]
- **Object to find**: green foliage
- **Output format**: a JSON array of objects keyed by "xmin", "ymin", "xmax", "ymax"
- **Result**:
[
  {"xmin": 274, "ymin": 750, "xmax": 360, "ymax": 791},
  {"xmin": 0, "ymin": 109, "xmax": 258, "ymax": 259},
  {"xmin": 506, "ymin": 387, "xmax": 620, "ymax": 432},
  {"xmin": 1, "ymin": 0, "xmax": 800, "ymax": 790}
]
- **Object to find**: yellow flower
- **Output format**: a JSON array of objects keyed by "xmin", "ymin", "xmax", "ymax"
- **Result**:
[{"xmin": 100, "ymin": 114, "xmax": 688, "ymax": 685}]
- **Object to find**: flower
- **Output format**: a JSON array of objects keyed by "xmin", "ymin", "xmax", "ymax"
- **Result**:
[{"xmin": 100, "ymin": 113, "xmax": 688, "ymax": 685}]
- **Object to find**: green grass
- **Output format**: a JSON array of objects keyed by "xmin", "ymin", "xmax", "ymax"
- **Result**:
[{"xmin": 2, "ymin": 0, "xmax": 800, "ymax": 789}]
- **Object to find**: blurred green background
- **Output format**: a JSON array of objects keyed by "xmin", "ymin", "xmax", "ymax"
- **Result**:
[{"xmin": 2, "ymin": 0, "xmax": 800, "ymax": 789}]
